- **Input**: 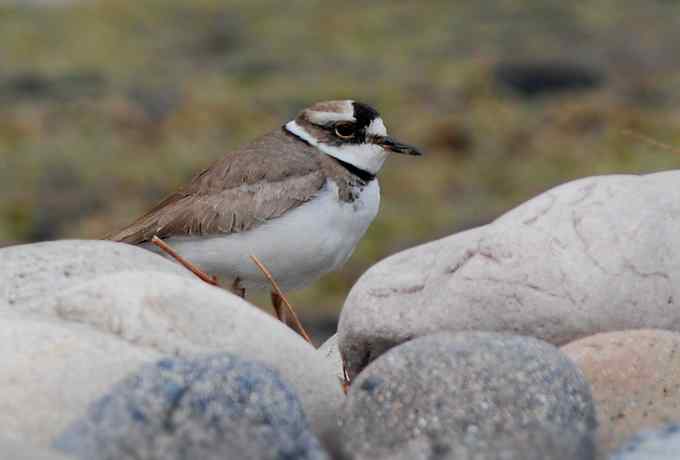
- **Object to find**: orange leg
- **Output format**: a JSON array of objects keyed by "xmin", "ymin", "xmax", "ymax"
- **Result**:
[
  {"xmin": 269, "ymin": 290, "xmax": 313, "ymax": 346},
  {"xmin": 271, "ymin": 291, "xmax": 286, "ymax": 322},
  {"xmin": 249, "ymin": 255, "xmax": 314, "ymax": 346}
]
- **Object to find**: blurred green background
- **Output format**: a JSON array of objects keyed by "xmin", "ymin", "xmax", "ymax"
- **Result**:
[{"xmin": 2, "ymin": 0, "xmax": 680, "ymax": 342}]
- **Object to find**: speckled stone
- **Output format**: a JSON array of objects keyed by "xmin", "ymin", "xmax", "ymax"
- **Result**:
[
  {"xmin": 611, "ymin": 424, "xmax": 680, "ymax": 460},
  {"xmin": 562, "ymin": 329, "xmax": 680, "ymax": 456},
  {"xmin": 338, "ymin": 171, "xmax": 680, "ymax": 379},
  {"xmin": 55, "ymin": 354, "xmax": 328, "ymax": 460},
  {"xmin": 339, "ymin": 332, "xmax": 597, "ymax": 460}
]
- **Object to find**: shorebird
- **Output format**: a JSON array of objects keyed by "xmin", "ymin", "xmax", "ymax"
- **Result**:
[{"xmin": 110, "ymin": 100, "xmax": 422, "ymax": 339}]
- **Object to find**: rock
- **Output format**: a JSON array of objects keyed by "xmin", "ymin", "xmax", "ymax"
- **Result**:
[
  {"xmin": 315, "ymin": 334, "xmax": 347, "ymax": 456},
  {"xmin": 1, "ymin": 269, "xmax": 343, "ymax": 444},
  {"xmin": 562, "ymin": 329, "xmax": 680, "ymax": 456},
  {"xmin": 611, "ymin": 424, "xmax": 680, "ymax": 460},
  {"xmin": 339, "ymin": 332, "xmax": 597, "ymax": 460},
  {"xmin": 0, "ymin": 311, "xmax": 162, "ymax": 445},
  {"xmin": 0, "ymin": 435, "xmax": 72, "ymax": 460},
  {"xmin": 339, "ymin": 171, "xmax": 680, "ymax": 378},
  {"xmin": 55, "ymin": 354, "xmax": 328, "ymax": 460},
  {"xmin": 318, "ymin": 333, "xmax": 344, "ymax": 383},
  {"xmin": 0, "ymin": 240, "xmax": 191, "ymax": 307}
]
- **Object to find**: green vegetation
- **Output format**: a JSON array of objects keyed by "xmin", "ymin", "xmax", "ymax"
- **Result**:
[{"xmin": 2, "ymin": 0, "xmax": 680, "ymax": 332}]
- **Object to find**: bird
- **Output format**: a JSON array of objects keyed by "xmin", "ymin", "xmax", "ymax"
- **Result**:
[{"xmin": 109, "ymin": 100, "xmax": 422, "ymax": 338}]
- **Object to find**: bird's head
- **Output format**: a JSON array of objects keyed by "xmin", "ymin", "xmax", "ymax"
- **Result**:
[{"xmin": 285, "ymin": 100, "xmax": 422, "ymax": 176}]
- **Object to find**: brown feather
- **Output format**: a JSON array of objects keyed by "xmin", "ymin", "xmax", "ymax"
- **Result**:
[{"xmin": 108, "ymin": 128, "xmax": 365, "ymax": 245}]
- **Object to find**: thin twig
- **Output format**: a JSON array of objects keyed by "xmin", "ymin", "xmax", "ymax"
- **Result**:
[
  {"xmin": 151, "ymin": 236, "xmax": 219, "ymax": 286},
  {"xmin": 621, "ymin": 129, "xmax": 680, "ymax": 156},
  {"xmin": 249, "ymin": 254, "xmax": 314, "ymax": 346}
]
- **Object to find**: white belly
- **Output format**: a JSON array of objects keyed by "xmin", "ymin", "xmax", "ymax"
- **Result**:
[{"xmin": 144, "ymin": 179, "xmax": 380, "ymax": 291}]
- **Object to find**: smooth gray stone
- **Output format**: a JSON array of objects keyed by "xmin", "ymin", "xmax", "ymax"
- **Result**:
[
  {"xmin": 0, "ymin": 312, "xmax": 162, "ymax": 445},
  {"xmin": 339, "ymin": 332, "xmax": 597, "ymax": 460},
  {"xmin": 339, "ymin": 171, "xmax": 680, "ymax": 378},
  {"xmin": 1, "ymin": 269, "xmax": 343, "ymax": 444},
  {"xmin": 318, "ymin": 333, "xmax": 344, "ymax": 383},
  {"xmin": 316, "ymin": 334, "xmax": 346, "ymax": 457},
  {"xmin": 0, "ymin": 436, "xmax": 72, "ymax": 460},
  {"xmin": 0, "ymin": 239, "xmax": 191, "ymax": 308},
  {"xmin": 55, "ymin": 354, "xmax": 328, "ymax": 460},
  {"xmin": 611, "ymin": 425, "xmax": 680, "ymax": 460}
]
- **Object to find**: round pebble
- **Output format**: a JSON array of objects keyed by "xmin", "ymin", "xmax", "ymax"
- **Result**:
[
  {"xmin": 611, "ymin": 424, "xmax": 680, "ymax": 460},
  {"xmin": 55, "ymin": 354, "xmax": 328, "ymax": 460},
  {"xmin": 562, "ymin": 329, "xmax": 680, "ymax": 455},
  {"xmin": 339, "ymin": 332, "xmax": 597, "ymax": 460}
]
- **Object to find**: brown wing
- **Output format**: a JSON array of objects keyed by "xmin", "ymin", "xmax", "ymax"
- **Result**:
[{"xmin": 108, "ymin": 130, "xmax": 327, "ymax": 244}]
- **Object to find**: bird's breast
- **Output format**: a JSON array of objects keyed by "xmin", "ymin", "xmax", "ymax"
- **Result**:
[{"xmin": 153, "ymin": 178, "xmax": 380, "ymax": 291}]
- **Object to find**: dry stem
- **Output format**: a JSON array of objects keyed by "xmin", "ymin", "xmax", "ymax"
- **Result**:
[
  {"xmin": 150, "ymin": 237, "xmax": 314, "ymax": 347},
  {"xmin": 621, "ymin": 129, "xmax": 680, "ymax": 156},
  {"xmin": 151, "ymin": 236, "xmax": 219, "ymax": 286},
  {"xmin": 250, "ymin": 254, "xmax": 315, "ymax": 347}
]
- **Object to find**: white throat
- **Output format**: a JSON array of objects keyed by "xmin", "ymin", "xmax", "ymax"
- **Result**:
[{"xmin": 285, "ymin": 121, "xmax": 388, "ymax": 175}]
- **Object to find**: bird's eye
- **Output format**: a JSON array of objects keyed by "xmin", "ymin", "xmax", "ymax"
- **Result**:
[{"xmin": 334, "ymin": 123, "xmax": 355, "ymax": 139}]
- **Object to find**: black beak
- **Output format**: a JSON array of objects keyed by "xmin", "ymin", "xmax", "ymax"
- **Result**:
[{"xmin": 380, "ymin": 136, "xmax": 423, "ymax": 156}]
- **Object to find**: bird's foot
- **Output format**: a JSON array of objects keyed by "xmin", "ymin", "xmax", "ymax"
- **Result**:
[
  {"xmin": 231, "ymin": 277, "xmax": 246, "ymax": 298},
  {"xmin": 151, "ymin": 236, "xmax": 219, "ymax": 286},
  {"xmin": 271, "ymin": 291, "xmax": 288, "ymax": 323}
]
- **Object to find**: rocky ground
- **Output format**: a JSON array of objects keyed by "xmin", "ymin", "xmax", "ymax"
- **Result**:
[
  {"xmin": 3, "ymin": 171, "xmax": 680, "ymax": 459},
  {"xmin": 4, "ymin": 1, "xmax": 680, "ymax": 458}
]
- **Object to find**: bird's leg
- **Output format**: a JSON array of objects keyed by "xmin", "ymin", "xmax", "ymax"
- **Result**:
[
  {"xmin": 249, "ymin": 255, "xmax": 314, "ymax": 346},
  {"xmin": 270, "ymin": 290, "xmax": 314, "ymax": 345},
  {"xmin": 231, "ymin": 277, "xmax": 246, "ymax": 298},
  {"xmin": 271, "ymin": 291, "xmax": 287, "ymax": 322},
  {"xmin": 151, "ymin": 236, "xmax": 219, "ymax": 286}
]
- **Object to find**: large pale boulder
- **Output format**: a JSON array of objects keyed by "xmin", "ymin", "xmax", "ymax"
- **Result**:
[
  {"xmin": 0, "ymin": 435, "xmax": 72, "ymax": 460},
  {"xmin": 339, "ymin": 171, "xmax": 680, "ymax": 377},
  {"xmin": 0, "ymin": 311, "xmax": 162, "ymax": 445},
  {"xmin": 1, "ymin": 268, "xmax": 343, "ymax": 445},
  {"xmin": 318, "ymin": 333, "xmax": 344, "ymax": 383},
  {"xmin": 0, "ymin": 240, "xmax": 191, "ymax": 307}
]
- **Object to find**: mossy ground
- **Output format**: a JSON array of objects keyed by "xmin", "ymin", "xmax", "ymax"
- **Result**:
[{"xmin": 2, "ymin": 0, "xmax": 680, "ymax": 339}]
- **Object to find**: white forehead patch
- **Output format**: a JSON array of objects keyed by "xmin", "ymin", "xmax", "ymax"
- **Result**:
[
  {"xmin": 305, "ymin": 100, "xmax": 355, "ymax": 125},
  {"xmin": 367, "ymin": 117, "xmax": 387, "ymax": 137}
]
